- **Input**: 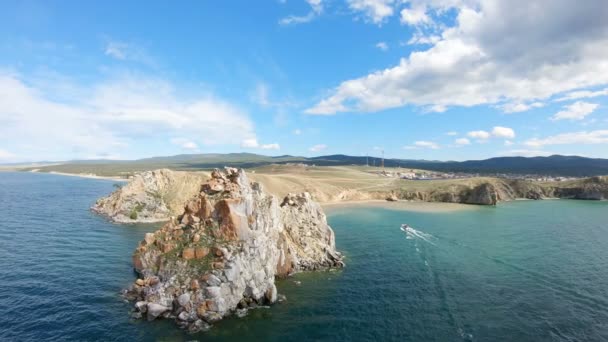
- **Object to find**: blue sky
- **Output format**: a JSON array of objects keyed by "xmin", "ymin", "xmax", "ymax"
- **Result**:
[{"xmin": 1, "ymin": 0, "xmax": 607, "ymax": 162}]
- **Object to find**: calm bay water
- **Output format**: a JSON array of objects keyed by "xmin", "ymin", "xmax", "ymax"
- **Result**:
[{"xmin": 1, "ymin": 172, "xmax": 608, "ymax": 341}]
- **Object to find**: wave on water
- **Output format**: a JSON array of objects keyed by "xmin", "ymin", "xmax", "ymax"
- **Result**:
[{"xmin": 400, "ymin": 225, "xmax": 436, "ymax": 245}]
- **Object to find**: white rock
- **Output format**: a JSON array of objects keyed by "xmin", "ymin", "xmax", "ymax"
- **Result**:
[
  {"xmin": 177, "ymin": 293, "xmax": 190, "ymax": 307},
  {"xmin": 146, "ymin": 303, "xmax": 170, "ymax": 321}
]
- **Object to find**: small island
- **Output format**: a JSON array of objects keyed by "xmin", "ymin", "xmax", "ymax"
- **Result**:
[{"xmin": 121, "ymin": 167, "xmax": 344, "ymax": 333}]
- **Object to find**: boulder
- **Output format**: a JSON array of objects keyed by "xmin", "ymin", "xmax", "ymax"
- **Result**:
[
  {"xmin": 182, "ymin": 248, "xmax": 195, "ymax": 260},
  {"xmin": 265, "ymin": 284, "xmax": 278, "ymax": 303},
  {"xmin": 195, "ymin": 247, "xmax": 209, "ymax": 259},
  {"xmin": 188, "ymin": 319, "xmax": 211, "ymax": 334},
  {"xmin": 177, "ymin": 293, "xmax": 190, "ymax": 307},
  {"xmin": 146, "ymin": 303, "xmax": 170, "ymax": 321}
]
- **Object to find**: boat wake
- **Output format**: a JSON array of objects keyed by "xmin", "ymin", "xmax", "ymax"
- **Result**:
[{"xmin": 401, "ymin": 225, "xmax": 436, "ymax": 245}]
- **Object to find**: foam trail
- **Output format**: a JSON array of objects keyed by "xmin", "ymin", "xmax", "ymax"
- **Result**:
[{"xmin": 401, "ymin": 226, "xmax": 436, "ymax": 245}]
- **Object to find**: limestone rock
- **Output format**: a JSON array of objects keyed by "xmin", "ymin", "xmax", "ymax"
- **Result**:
[
  {"xmin": 124, "ymin": 167, "xmax": 344, "ymax": 330},
  {"xmin": 147, "ymin": 303, "xmax": 170, "ymax": 321},
  {"xmin": 91, "ymin": 169, "xmax": 208, "ymax": 223}
]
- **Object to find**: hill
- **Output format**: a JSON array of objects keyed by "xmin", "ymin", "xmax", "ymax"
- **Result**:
[{"xmin": 9, "ymin": 153, "xmax": 608, "ymax": 177}]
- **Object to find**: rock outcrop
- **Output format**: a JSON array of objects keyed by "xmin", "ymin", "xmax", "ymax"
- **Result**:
[
  {"xmin": 124, "ymin": 168, "xmax": 344, "ymax": 332},
  {"xmin": 552, "ymin": 176, "xmax": 608, "ymax": 200},
  {"xmin": 92, "ymin": 169, "xmax": 208, "ymax": 223}
]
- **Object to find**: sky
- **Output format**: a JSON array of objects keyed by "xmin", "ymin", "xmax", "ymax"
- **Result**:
[{"xmin": 1, "ymin": 0, "xmax": 608, "ymax": 163}]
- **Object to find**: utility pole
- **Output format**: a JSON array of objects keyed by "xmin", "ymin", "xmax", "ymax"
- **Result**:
[
  {"xmin": 381, "ymin": 150, "xmax": 385, "ymax": 170},
  {"xmin": 366, "ymin": 153, "xmax": 368, "ymax": 167}
]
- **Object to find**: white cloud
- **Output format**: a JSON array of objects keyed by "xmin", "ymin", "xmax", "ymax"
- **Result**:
[
  {"xmin": 306, "ymin": 1, "xmax": 608, "ymax": 115},
  {"xmin": 491, "ymin": 126, "xmax": 515, "ymax": 139},
  {"xmin": 376, "ymin": 42, "xmax": 389, "ymax": 51},
  {"xmin": 551, "ymin": 101, "xmax": 598, "ymax": 121},
  {"xmin": 400, "ymin": 6, "xmax": 430, "ymax": 26},
  {"xmin": 467, "ymin": 130, "xmax": 490, "ymax": 139},
  {"xmin": 293, "ymin": 128, "xmax": 302, "ymax": 135},
  {"xmin": 105, "ymin": 42, "xmax": 127, "ymax": 59},
  {"xmin": 170, "ymin": 138, "xmax": 198, "ymax": 150},
  {"xmin": 446, "ymin": 131, "xmax": 458, "ymax": 136},
  {"xmin": 279, "ymin": 0, "xmax": 323, "ymax": 25},
  {"xmin": 504, "ymin": 149, "xmax": 553, "ymax": 157},
  {"xmin": 407, "ymin": 32, "xmax": 441, "ymax": 45},
  {"xmin": 525, "ymin": 130, "xmax": 608, "ymax": 147},
  {"xmin": 455, "ymin": 138, "xmax": 470, "ymax": 145},
  {"xmin": 261, "ymin": 143, "xmax": 281, "ymax": 150},
  {"xmin": 504, "ymin": 140, "xmax": 514, "ymax": 146},
  {"xmin": 253, "ymin": 83, "xmax": 270, "ymax": 106},
  {"xmin": 309, "ymin": 144, "xmax": 327, "ymax": 152},
  {"xmin": 241, "ymin": 138, "xmax": 260, "ymax": 148},
  {"xmin": 0, "ymin": 71, "xmax": 259, "ymax": 161},
  {"xmin": 241, "ymin": 138, "xmax": 280, "ymax": 150},
  {"xmin": 404, "ymin": 140, "xmax": 440, "ymax": 149},
  {"xmin": 0, "ymin": 148, "xmax": 15, "ymax": 161},
  {"xmin": 104, "ymin": 40, "xmax": 154, "ymax": 65},
  {"xmin": 347, "ymin": 0, "xmax": 395, "ymax": 24},
  {"xmin": 500, "ymin": 101, "xmax": 544, "ymax": 113},
  {"xmin": 556, "ymin": 88, "xmax": 608, "ymax": 102}
]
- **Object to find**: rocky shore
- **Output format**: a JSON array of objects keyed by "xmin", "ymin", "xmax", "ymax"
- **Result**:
[
  {"xmin": 92, "ymin": 169, "xmax": 208, "ymax": 223},
  {"xmin": 122, "ymin": 168, "xmax": 344, "ymax": 332},
  {"xmin": 375, "ymin": 176, "xmax": 608, "ymax": 205},
  {"xmin": 93, "ymin": 170, "xmax": 608, "ymax": 224}
]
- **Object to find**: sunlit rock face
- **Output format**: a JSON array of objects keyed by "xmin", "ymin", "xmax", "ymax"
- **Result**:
[{"xmin": 125, "ymin": 167, "xmax": 344, "ymax": 332}]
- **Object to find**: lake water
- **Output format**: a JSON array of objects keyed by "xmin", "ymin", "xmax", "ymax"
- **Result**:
[{"xmin": 1, "ymin": 172, "xmax": 608, "ymax": 341}]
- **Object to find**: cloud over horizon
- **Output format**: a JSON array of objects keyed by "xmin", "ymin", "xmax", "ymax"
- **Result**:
[{"xmin": 306, "ymin": 0, "xmax": 608, "ymax": 115}]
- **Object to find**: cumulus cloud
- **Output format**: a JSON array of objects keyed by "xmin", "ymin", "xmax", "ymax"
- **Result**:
[
  {"xmin": 467, "ymin": 130, "xmax": 490, "ymax": 139},
  {"xmin": 491, "ymin": 126, "xmax": 515, "ymax": 139},
  {"xmin": 551, "ymin": 101, "xmax": 599, "ymax": 121},
  {"xmin": 241, "ymin": 138, "xmax": 280, "ymax": 150},
  {"xmin": 404, "ymin": 140, "xmax": 439, "ymax": 149},
  {"xmin": 170, "ymin": 138, "xmax": 199, "ymax": 150},
  {"xmin": 293, "ymin": 128, "xmax": 302, "ymax": 135},
  {"xmin": 306, "ymin": 0, "xmax": 608, "ymax": 115},
  {"xmin": 279, "ymin": 0, "xmax": 323, "ymax": 25},
  {"xmin": 466, "ymin": 126, "xmax": 515, "ymax": 141},
  {"xmin": 400, "ymin": 5, "xmax": 430, "ymax": 26},
  {"xmin": 556, "ymin": 88, "xmax": 608, "ymax": 102},
  {"xmin": 375, "ymin": 42, "xmax": 389, "ymax": 51},
  {"xmin": 446, "ymin": 131, "xmax": 458, "ymax": 136},
  {"xmin": 0, "ymin": 71, "xmax": 259, "ymax": 161},
  {"xmin": 309, "ymin": 144, "xmax": 327, "ymax": 152},
  {"xmin": 500, "ymin": 102, "xmax": 544, "ymax": 113},
  {"xmin": 347, "ymin": 0, "xmax": 395, "ymax": 24},
  {"xmin": 454, "ymin": 138, "xmax": 470, "ymax": 145},
  {"xmin": 525, "ymin": 130, "xmax": 608, "ymax": 147}
]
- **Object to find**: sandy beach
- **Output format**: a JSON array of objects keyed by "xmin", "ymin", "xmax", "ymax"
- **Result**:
[
  {"xmin": 321, "ymin": 199, "xmax": 478, "ymax": 213},
  {"xmin": 46, "ymin": 171, "xmax": 127, "ymax": 182}
]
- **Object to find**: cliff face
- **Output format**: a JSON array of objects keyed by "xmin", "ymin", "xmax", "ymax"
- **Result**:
[
  {"xmin": 91, "ymin": 169, "xmax": 208, "ymax": 223},
  {"xmin": 552, "ymin": 176, "xmax": 608, "ymax": 200},
  {"xmin": 125, "ymin": 168, "xmax": 344, "ymax": 332},
  {"xmin": 94, "ymin": 170, "xmax": 608, "ymax": 226}
]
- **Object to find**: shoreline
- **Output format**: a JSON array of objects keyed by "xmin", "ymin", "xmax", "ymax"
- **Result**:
[
  {"xmin": 42, "ymin": 171, "xmax": 127, "ymax": 182},
  {"xmin": 321, "ymin": 199, "xmax": 478, "ymax": 213}
]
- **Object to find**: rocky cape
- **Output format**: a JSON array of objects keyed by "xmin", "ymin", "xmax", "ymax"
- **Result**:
[
  {"xmin": 122, "ymin": 168, "xmax": 344, "ymax": 333},
  {"xmin": 92, "ymin": 169, "xmax": 209, "ymax": 223},
  {"xmin": 94, "ymin": 170, "xmax": 608, "ymax": 223}
]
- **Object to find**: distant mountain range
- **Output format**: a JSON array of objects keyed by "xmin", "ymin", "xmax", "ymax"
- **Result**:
[{"xmin": 10, "ymin": 153, "xmax": 608, "ymax": 177}]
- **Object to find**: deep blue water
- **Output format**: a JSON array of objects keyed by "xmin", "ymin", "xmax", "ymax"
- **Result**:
[{"xmin": 1, "ymin": 172, "xmax": 608, "ymax": 341}]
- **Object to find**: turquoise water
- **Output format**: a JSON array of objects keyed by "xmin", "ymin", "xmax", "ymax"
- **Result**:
[{"xmin": 1, "ymin": 172, "xmax": 608, "ymax": 341}]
